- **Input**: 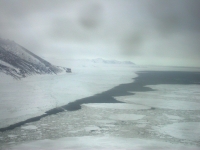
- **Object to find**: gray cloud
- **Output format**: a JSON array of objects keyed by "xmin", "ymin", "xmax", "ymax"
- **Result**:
[
  {"xmin": 0, "ymin": 0, "xmax": 200, "ymax": 67},
  {"xmin": 78, "ymin": 1, "xmax": 103, "ymax": 29}
]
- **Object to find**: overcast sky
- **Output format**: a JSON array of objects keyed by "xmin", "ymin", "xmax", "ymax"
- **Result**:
[{"xmin": 0, "ymin": 0, "xmax": 200, "ymax": 67}]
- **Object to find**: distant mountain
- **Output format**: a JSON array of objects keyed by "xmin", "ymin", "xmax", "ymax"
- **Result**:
[
  {"xmin": 91, "ymin": 58, "xmax": 135, "ymax": 65},
  {"xmin": 0, "ymin": 38, "xmax": 64, "ymax": 79},
  {"xmin": 39, "ymin": 57, "xmax": 135, "ymax": 69}
]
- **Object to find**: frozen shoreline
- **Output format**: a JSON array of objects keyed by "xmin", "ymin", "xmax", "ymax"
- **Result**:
[
  {"xmin": 1, "ymin": 67, "xmax": 200, "ymax": 149},
  {"xmin": 1, "ymin": 68, "xmax": 200, "ymax": 131},
  {"xmin": 0, "ymin": 64, "xmax": 136, "ymax": 129},
  {"xmin": 0, "ymin": 66, "xmax": 199, "ymax": 131}
]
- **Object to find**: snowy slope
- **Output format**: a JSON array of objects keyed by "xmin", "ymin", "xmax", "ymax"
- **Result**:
[{"xmin": 0, "ymin": 38, "xmax": 62, "ymax": 79}]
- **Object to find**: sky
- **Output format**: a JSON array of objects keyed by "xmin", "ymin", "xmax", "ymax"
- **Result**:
[{"xmin": 0, "ymin": 0, "xmax": 200, "ymax": 67}]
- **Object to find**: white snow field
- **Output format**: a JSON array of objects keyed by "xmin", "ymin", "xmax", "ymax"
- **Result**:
[
  {"xmin": 3, "ymin": 136, "xmax": 199, "ymax": 150},
  {"xmin": 0, "ymin": 61, "xmax": 136, "ymax": 128},
  {"xmin": 1, "ymin": 61, "xmax": 200, "ymax": 149},
  {"xmin": 109, "ymin": 114, "xmax": 145, "ymax": 121},
  {"xmin": 83, "ymin": 103, "xmax": 150, "ymax": 110},
  {"xmin": 158, "ymin": 122, "xmax": 200, "ymax": 141},
  {"xmin": 21, "ymin": 125, "xmax": 38, "ymax": 130}
]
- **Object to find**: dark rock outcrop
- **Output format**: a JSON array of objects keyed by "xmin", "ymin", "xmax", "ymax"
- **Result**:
[{"xmin": 0, "ymin": 38, "xmax": 62, "ymax": 79}]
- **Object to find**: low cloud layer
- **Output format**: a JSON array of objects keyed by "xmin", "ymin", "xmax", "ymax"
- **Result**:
[{"xmin": 0, "ymin": 0, "xmax": 200, "ymax": 66}]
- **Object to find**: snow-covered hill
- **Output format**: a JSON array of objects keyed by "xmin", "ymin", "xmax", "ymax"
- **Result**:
[
  {"xmin": 90, "ymin": 58, "xmax": 135, "ymax": 65},
  {"xmin": 0, "ymin": 38, "xmax": 63, "ymax": 79}
]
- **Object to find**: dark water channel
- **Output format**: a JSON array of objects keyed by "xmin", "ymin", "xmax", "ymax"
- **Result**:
[{"xmin": 1, "ymin": 71, "xmax": 200, "ymax": 132}]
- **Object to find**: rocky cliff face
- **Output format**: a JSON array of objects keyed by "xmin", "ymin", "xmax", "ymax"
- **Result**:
[{"xmin": 0, "ymin": 38, "xmax": 62, "ymax": 79}]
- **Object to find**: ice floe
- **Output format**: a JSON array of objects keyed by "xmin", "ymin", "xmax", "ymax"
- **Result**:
[
  {"xmin": 95, "ymin": 120, "xmax": 116, "ymax": 124},
  {"xmin": 136, "ymin": 124, "xmax": 147, "ymax": 128},
  {"xmin": 109, "ymin": 114, "xmax": 145, "ymax": 121},
  {"xmin": 21, "ymin": 125, "xmax": 38, "ymax": 130},
  {"xmin": 164, "ymin": 114, "xmax": 184, "ymax": 120},
  {"xmin": 8, "ymin": 135, "xmax": 18, "ymax": 138},
  {"xmin": 115, "ymin": 84, "xmax": 200, "ymax": 110},
  {"xmin": 83, "ymin": 103, "xmax": 150, "ymax": 110},
  {"xmin": 84, "ymin": 125, "xmax": 101, "ymax": 132},
  {"xmin": 157, "ymin": 122, "xmax": 200, "ymax": 141}
]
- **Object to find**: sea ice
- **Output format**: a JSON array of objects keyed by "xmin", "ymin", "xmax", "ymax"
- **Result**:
[
  {"xmin": 8, "ymin": 135, "xmax": 18, "ymax": 138},
  {"xmin": 109, "ymin": 114, "xmax": 145, "ymax": 121},
  {"xmin": 83, "ymin": 103, "xmax": 150, "ymax": 110},
  {"xmin": 95, "ymin": 120, "xmax": 116, "ymax": 124},
  {"xmin": 21, "ymin": 125, "xmax": 38, "ymax": 130},
  {"xmin": 136, "ymin": 124, "xmax": 147, "ymax": 128},
  {"xmin": 0, "ymin": 63, "xmax": 136, "ymax": 128},
  {"xmin": 116, "ymin": 84, "xmax": 200, "ymax": 110},
  {"xmin": 5, "ymin": 136, "xmax": 199, "ymax": 150},
  {"xmin": 157, "ymin": 122, "xmax": 200, "ymax": 141},
  {"xmin": 84, "ymin": 125, "xmax": 101, "ymax": 132},
  {"xmin": 164, "ymin": 114, "xmax": 184, "ymax": 120}
]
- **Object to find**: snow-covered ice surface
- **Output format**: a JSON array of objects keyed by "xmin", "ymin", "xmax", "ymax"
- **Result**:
[
  {"xmin": 157, "ymin": 122, "xmax": 200, "ymax": 141},
  {"xmin": 164, "ymin": 114, "xmax": 184, "ymax": 120},
  {"xmin": 83, "ymin": 103, "xmax": 150, "ymax": 110},
  {"xmin": 1, "ymin": 104, "xmax": 200, "ymax": 149},
  {"xmin": 7, "ymin": 135, "xmax": 17, "ymax": 138},
  {"xmin": 21, "ymin": 125, "xmax": 38, "ymax": 130},
  {"xmin": 0, "ymin": 63, "xmax": 135, "ymax": 128},
  {"xmin": 1, "ymin": 63, "xmax": 200, "ymax": 149},
  {"xmin": 3, "ymin": 136, "xmax": 199, "ymax": 150},
  {"xmin": 113, "ymin": 84, "xmax": 200, "ymax": 143},
  {"xmin": 109, "ymin": 114, "xmax": 145, "ymax": 121},
  {"xmin": 115, "ymin": 84, "xmax": 200, "ymax": 110}
]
